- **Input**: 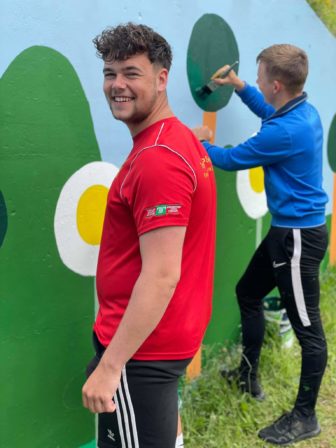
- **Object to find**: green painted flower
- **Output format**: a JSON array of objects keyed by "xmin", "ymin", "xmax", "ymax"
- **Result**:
[{"xmin": 327, "ymin": 113, "xmax": 336, "ymax": 173}]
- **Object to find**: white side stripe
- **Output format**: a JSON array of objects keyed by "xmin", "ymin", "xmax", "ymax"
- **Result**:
[
  {"xmin": 114, "ymin": 392, "xmax": 126, "ymax": 448},
  {"xmin": 122, "ymin": 366, "xmax": 139, "ymax": 448},
  {"xmin": 291, "ymin": 229, "xmax": 311, "ymax": 327},
  {"xmin": 118, "ymin": 374, "xmax": 133, "ymax": 447}
]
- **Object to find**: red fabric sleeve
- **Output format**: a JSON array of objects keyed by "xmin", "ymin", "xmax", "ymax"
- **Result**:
[{"xmin": 121, "ymin": 146, "xmax": 196, "ymax": 236}]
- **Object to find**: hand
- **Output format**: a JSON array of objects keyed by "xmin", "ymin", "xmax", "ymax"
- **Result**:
[
  {"xmin": 211, "ymin": 65, "xmax": 245, "ymax": 91},
  {"xmin": 82, "ymin": 361, "xmax": 121, "ymax": 413},
  {"xmin": 192, "ymin": 125, "xmax": 213, "ymax": 141}
]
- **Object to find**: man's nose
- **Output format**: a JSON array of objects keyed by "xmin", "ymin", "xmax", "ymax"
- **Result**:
[{"xmin": 112, "ymin": 74, "xmax": 127, "ymax": 89}]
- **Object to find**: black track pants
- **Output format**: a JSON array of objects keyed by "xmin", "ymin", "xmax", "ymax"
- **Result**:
[{"xmin": 235, "ymin": 224, "xmax": 328, "ymax": 415}]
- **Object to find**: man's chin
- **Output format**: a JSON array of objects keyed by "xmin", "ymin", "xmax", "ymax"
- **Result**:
[
  {"xmin": 112, "ymin": 115, "xmax": 126, "ymax": 122},
  {"xmin": 110, "ymin": 110, "xmax": 148, "ymax": 126},
  {"xmin": 110, "ymin": 110, "xmax": 130, "ymax": 122}
]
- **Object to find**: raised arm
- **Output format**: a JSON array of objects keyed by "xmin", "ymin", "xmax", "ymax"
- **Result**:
[{"xmin": 212, "ymin": 64, "xmax": 275, "ymax": 119}]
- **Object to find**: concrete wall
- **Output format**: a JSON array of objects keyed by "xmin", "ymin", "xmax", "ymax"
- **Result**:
[{"xmin": 1, "ymin": 1, "xmax": 335, "ymax": 446}]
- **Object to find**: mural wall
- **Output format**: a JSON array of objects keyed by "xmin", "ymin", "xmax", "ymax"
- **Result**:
[{"xmin": 1, "ymin": 0, "xmax": 335, "ymax": 447}]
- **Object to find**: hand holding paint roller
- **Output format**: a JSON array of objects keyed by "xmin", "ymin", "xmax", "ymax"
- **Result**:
[{"xmin": 196, "ymin": 61, "xmax": 240, "ymax": 97}]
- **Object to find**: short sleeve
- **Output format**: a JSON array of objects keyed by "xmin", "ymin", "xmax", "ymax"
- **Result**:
[{"xmin": 121, "ymin": 146, "xmax": 196, "ymax": 235}]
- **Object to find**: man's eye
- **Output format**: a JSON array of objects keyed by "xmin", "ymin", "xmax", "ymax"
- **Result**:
[
  {"xmin": 104, "ymin": 73, "xmax": 115, "ymax": 79},
  {"xmin": 127, "ymin": 73, "xmax": 139, "ymax": 78}
]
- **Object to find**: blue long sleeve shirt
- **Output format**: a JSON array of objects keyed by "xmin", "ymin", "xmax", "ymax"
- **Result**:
[{"xmin": 203, "ymin": 83, "xmax": 328, "ymax": 228}]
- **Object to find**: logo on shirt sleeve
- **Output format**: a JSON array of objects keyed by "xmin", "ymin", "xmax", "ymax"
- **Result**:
[
  {"xmin": 200, "ymin": 155, "xmax": 213, "ymax": 178},
  {"xmin": 146, "ymin": 204, "xmax": 182, "ymax": 217}
]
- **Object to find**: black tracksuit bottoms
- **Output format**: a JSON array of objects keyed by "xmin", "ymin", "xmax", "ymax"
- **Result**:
[{"xmin": 236, "ymin": 224, "xmax": 329, "ymax": 415}]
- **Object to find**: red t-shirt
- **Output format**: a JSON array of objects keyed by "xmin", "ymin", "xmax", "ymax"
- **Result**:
[{"xmin": 94, "ymin": 117, "xmax": 216, "ymax": 360}]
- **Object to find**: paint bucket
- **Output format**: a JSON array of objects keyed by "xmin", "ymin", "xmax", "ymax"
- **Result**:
[{"xmin": 263, "ymin": 296, "xmax": 294, "ymax": 349}]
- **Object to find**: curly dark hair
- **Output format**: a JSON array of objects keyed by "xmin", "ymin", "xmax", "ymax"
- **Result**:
[{"xmin": 93, "ymin": 23, "xmax": 172, "ymax": 70}]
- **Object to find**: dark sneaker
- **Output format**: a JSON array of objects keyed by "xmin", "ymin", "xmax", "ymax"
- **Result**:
[
  {"xmin": 220, "ymin": 367, "xmax": 265, "ymax": 401},
  {"xmin": 258, "ymin": 409, "xmax": 321, "ymax": 445}
]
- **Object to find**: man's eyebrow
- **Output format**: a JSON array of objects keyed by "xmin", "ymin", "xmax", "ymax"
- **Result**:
[
  {"xmin": 103, "ymin": 65, "xmax": 143, "ymax": 74},
  {"xmin": 123, "ymin": 65, "xmax": 142, "ymax": 71}
]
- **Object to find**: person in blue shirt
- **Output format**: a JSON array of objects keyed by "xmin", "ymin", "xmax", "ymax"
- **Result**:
[{"xmin": 192, "ymin": 44, "xmax": 329, "ymax": 445}]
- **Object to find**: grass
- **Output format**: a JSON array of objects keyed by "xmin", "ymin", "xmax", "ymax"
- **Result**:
[
  {"xmin": 181, "ymin": 267, "xmax": 336, "ymax": 447},
  {"xmin": 307, "ymin": 0, "xmax": 336, "ymax": 35}
]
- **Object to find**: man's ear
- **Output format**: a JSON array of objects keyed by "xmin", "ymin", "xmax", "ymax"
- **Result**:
[
  {"xmin": 273, "ymin": 80, "xmax": 282, "ymax": 94},
  {"xmin": 157, "ymin": 68, "xmax": 169, "ymax": 92}
]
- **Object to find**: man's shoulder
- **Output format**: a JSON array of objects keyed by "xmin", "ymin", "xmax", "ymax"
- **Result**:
[
  {"xmin": 136, "ymin": 117, "xmax": 200, "ymax": 157},
  {"xmin": 130, "ymin": 122, "xmax": 201, "ymax": 187},
  {"xmin": 273, "ymin": 100, "xmax": 321, "ymax": 128},
  {"xmin": 261, "ymin": 100, "xmax": 322, "ymax": 149},
  {"xmin": 303, "ymin": 100, "xmax": 321, "ymax": 119},
  {"xmin": 159, "ymin": 116, "xmax": 195, "ymax": 140},
  {"xmin": 133, "ymin": 140, "xmax": 197, "ymax": 174}
]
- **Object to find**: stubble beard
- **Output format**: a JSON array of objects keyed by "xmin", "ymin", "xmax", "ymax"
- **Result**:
[{"xmin": 109, "ymin": 90, "xmax": 159, "ymax": 126}]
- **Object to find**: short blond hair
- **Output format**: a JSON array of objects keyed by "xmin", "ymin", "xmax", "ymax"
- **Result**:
[{"xmin": 257, "ymin": 44, "xmax": 308, "ymax": 94}]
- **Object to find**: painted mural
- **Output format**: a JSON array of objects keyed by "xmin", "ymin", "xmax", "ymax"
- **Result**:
[
  {"xmin": 327, "ymin": 114, "xmax": 336, "ymax": 264},
  {"xmin": 1, "ymin": 1, "xmax": 335, "ymax": 447}
]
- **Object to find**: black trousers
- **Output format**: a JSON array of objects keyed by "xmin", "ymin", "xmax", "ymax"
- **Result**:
[{"xmin": 236, "ymin": 224, "xmax": 328, "ymax": 415}]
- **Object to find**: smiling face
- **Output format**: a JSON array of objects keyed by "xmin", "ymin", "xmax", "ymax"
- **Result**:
[{"xmin": 103, "ymin": 53, "xmax": 168, "ymax": 134}]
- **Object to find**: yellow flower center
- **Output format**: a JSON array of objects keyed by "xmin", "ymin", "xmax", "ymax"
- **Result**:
[
  {"xmin": 77, "ymin": 185, "xmax": 108, "ymax": 245},
  {"xmin": 249, "ymin": 167, "xmax": 264, "ymax": 193}
]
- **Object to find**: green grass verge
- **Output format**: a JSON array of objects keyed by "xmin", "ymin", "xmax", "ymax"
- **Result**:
[
  {"xmin": 182, "ymin": 267, "xmax": 336, "ymax": 447},
  {"xmin": 307, "ymin": 0, "xmax": 336, "ymax": 35}
]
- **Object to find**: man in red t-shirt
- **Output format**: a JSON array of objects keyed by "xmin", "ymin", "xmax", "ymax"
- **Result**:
[{"xmin": 82, "ymin": 23, "xmax": 216, "ymax": 448}]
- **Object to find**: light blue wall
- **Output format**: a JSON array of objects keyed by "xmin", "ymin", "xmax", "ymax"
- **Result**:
[
  {"xmin": 1, "ymin": 0, "xmax": 335, "ymax": 211},
  {"xmin": 1, "ymin": 2, "xmax": 335, "ymax": 447}
]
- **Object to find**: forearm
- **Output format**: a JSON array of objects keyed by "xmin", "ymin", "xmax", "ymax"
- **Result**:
[
  {"xmin": 100, "ymin": 272, "xmax": 177, "ymax": 371},
  {"xmin": 203, "ymin": 141, "xmax": 237, "ymax": 171},
  {"xmin": 232, "ymin": 78, "xmax": 245, "ymax": 91},
  {"xmin": 236, "ymin": 84, "xmax": 275, "ymax": 119}
]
